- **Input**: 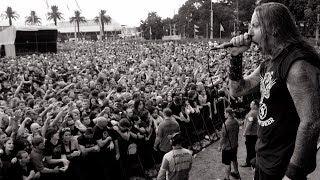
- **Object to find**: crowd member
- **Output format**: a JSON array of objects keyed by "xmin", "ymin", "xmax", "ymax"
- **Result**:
[
  {"xmin": 77, "ymin": 127, "xmax": 100, "ymax": 179},
  {"xmin": 157, "ymin": 132, "xmax": 193, "ymax": 180},
  {"xmin": 10, "ymin": 150, "xmax": 40, "ymax": 180},
  {"xmin": 241, "ymin": 100, "xmax": 258, "ymax": 168},
  {"xmin": 229, "ymin": 2, "xmax": 320, "ymax": 179},
  {"xmin": 30, "ymin": 136, "xmax": 63, "ymax": 180},
  {"xmin": 150, "ymin": 108, "xmax": 164, "ymax": 133},
  {"xmin": 154, "ymin": 108, "xmax": 180, "ymax": 162},
  {"xmin": 92, "ymin": 117, "xmax": 116, "ymax": 179},
  {"xmin": 218, "ymin": 108, "xmax": 240, "ymax": 180},
  {"xmin": 43, "ymin": 128, "xmax": 69, "ymax": 172},
  {"xmin": 59, "ymin": 127, "xmax": 82, "ymax": 179},
  {"xmin": 0, "ymin": 137, "xmax": 17, "ymax": 180},
  {"xmin": 113, "ymin": 118, "xmax": 136, "ymax": 180}
]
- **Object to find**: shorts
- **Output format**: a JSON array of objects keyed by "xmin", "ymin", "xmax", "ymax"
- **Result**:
[{"xmin": 222, "ymin": 148, "xmax": 237, "ymax": 165}]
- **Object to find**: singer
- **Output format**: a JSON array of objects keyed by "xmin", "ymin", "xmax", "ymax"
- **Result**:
[{"xmin": 228, "ymin": 2, "xmax": 320, "ymax": 180}]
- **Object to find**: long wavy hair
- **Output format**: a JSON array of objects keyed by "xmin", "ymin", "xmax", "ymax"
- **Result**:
[{"xmin": 254, "ymin": 2, "xmax": 302, "ymax": 55}]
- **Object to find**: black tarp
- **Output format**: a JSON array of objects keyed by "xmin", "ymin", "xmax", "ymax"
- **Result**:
[
  {"xmin": 0, "ymin": 45, "xmax": 5, "ymax": 57},
  {"xmin": 15, "ymin": 29, "xmax": 58, "ymax": 56}
]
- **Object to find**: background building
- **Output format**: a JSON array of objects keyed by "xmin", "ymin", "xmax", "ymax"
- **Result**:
[
  {"xmin": 119, "ymin": 25, "xmax": 141, "ymax": 39},
  {"xmin": 0, "ymin": 26, "xmax": 9, "ymax": 32},
  {"xmin": 49, "ymin": 19, "xmax": 123, "ymax": 41}
]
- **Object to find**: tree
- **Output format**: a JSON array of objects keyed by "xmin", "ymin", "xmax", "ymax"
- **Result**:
[
  {"xmin": 25, "ymin": 11, "xmax": 41, "ymax": 25},
  {"xmin": 94, "ymin": 10, "xmax": 111, "ymax": 39},
  {"xmin": 252, "ymin": 0, "xmax": 314, "ymax": 36},
  {"xmin": 140, "ymin": 12, "xmax": 163, "ymax": 39},
  {"xmin": 175, "ymin": 0, "xmax": 200, "ymax": 38},
  {"xmin": 47, "ymin": 5, "xmax": 63, "ymax": 26},
  {"xmin": 304, "ymin": 0, "xmax": 320, "ymax": 36},
  {"xmin": 69, "ymin": 10, "xmax": 87, "ymax": 38},
  {"xmin": 2, "ymin": 7, "xmax": 19, "ymax": 26},
  {"xmin": 226, "ymin": 0, "xmax": 256, "ymax": 34},
  {"xmin": 141, "ymin": 0, "xmax": 317, "ymax": 39},
  {"xmin": 162, "ymin": 18, "xmax": 173, "ymax": 36},
  {"xmin": 174, "ymin": 0, "xmax": 238, "ymax": 38},
  {"xmin": 237, "ymin": 0, "xmax": 256, "ymax": 23}
]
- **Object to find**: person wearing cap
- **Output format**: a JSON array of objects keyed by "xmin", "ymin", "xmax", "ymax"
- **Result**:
[
  {"xmin": 218, "ymin": 107, "xmax": 240, "ymax": 180},
  {"xmin": 157, "ymin": 132, "xmax": 193, "ymax": 180}
]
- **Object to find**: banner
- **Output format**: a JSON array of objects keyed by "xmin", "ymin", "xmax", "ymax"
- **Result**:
[
  {"xmin": 149, "ymin": 26, "xmax": 152, "ymax": 36},
  {"xmin": 194, "ymin": 24, "xmax": 199, "ymax": 33},
  {"xmin": 220, "ymin": 23, "xmax": 224, "ymax": 32},
  {"xmin": 194, "ymin": 24, "xmax": 199, "ymax": 38},
  {"xmin": 162, "ymin": 35, "xmax": 181, "ymax": 41}
]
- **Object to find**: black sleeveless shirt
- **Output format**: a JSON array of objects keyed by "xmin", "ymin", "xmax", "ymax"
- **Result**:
[{"xmin": 256, "ymin": 42, "xmax": 320, "ymax": 175}]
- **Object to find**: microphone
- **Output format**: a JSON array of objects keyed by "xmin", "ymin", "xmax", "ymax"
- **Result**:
[
  {"xmin": 210, "ymin": 42, "xmax": 234, "ymax": 50},
  {"xmin": 210, "ymin": 35, "xmax": 252, "ymax": 50}
]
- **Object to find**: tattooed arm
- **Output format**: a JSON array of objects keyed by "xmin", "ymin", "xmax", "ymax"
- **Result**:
[
  {"xmin": 285, "ymin": 60, "xmax": 320, "ymax": 178},
  {"xmin": 229, "ymin": 65, "xmax": 261, "ymax": 97}
]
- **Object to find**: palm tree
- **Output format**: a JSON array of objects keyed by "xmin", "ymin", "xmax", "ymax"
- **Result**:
[
  {"xmin": 47, "ymin": 5, "xmax": 63, "ymax": 26},
  {"xmin": 25, "ymin": 11, "xmax": 41, "ymax": 25},
  {"xmin": 2, "ymin": 7, "xmax": 19, "ymax": 26},
  {"xmin": 94, "ymin": 10, "xmax": 111, "ymax": 39},
  {"xmin": 70, "ymin": 10, "xmax": 87, "ymax": 38}
]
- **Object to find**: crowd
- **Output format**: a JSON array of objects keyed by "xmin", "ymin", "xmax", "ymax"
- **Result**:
[{"xmin": 0, "ymin": 39, "xmax": 277, "ymax": 180}]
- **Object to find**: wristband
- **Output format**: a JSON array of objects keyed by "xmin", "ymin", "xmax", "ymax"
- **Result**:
[
  {"xmin": 285, "ymin": 163, "xmax": 307, "ymax": 180},
  {"xmin": 229, "ymin": 54, "xmax": 243, "ymax": 81}
]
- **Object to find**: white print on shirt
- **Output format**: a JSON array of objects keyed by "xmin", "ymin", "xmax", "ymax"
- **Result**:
[
  {"xmin": 260, "ymin": 71, "xmax": 276, "ymax": 102},
  {"xmin": 259, "ymin": 103, "xmax": 268, "ymax": 120},
  {"xmin": 258, "ymin": 117, "xmax": 275, "ymax": 127},
  {"xmin": 166, "ymin": 150, "xmax": 192, "ymax": 173},
  {"xmin": 259, "ymin": 71, "xmax": 276, "ymax": 127}
]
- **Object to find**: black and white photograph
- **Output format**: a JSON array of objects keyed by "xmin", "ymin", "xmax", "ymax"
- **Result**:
[{"xmin": 0, "ymin": 0, "xmax": 319, "ymax": 179}]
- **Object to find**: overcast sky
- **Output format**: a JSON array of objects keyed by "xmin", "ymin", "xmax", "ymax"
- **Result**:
[{"xmin": 0, "ymin": 0, "xmax": 188, "ymax": 27}]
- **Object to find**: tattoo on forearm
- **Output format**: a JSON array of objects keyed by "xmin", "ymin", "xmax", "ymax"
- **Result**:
[{"xmin": 287, "ymin": 61, "xmax": 320, "ymax": 172}]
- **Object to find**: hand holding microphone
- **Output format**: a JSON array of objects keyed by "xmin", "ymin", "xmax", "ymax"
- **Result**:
[
  {"xmin": 210, "ymin": 33, "xmax": 252, "ymax": 56},
  {"xmin": 230, "ymin": 33, "xmax": 252, "ymax": 56}
]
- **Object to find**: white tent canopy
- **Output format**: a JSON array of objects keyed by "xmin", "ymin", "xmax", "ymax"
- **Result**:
[
  {"xmin": 0, "ymin": 26, "xmax": 16, "ymax": 46},
  {"xmin": 0, "ymin": 26, "xmax": 17, "ymax": 57}
]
